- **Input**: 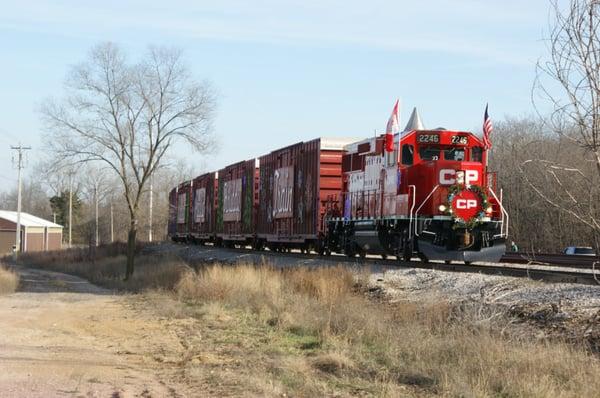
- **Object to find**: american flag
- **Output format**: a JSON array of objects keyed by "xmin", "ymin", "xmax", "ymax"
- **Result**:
[{"xmin": 483, "ymin": 104, "xmax": 493, "ymax": 149}]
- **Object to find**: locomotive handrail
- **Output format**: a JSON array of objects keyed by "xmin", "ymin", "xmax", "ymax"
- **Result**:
[
  {"xmin": 488, "ymin": 187, "xmax": 509, "ymax": 238},
  {"xmin": 413, "ymin": 185, "xmax": 439, "ymax": 237},
  {"xmin": 408, "ymin": 185, "xmax": 416, "ymax": 239}
]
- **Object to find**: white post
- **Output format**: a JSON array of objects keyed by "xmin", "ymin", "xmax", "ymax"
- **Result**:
[
  {"xmin": 149, "ymin": 175, "xmax": 153, "ymax": 242},
  {"xmin": 95, "ymin": 181, "xmax": 99, "ymax": 247},
  {"xmin": 69, "ymin": 173, "xmax": 73, "ymax": 248},
  {"xmin": 110, "ymin": 202, "xmax": 114, "ymax": 243}
]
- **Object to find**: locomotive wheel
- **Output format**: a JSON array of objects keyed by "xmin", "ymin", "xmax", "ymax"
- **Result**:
[
  {"xmin": 381, "ymin": 253, "xmax": 387, "ymax": 260},
  {"xmin": 418, "ymin": 253, "xmax": 429, "ymax": 263},
  {"xmin": 359, "ymin": 250, "xmax": 366, "ymax": 259}
]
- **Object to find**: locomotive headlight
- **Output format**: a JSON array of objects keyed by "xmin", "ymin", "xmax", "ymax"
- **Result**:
[
  {"xmin": 485, "ymin": 206, "xmax": 493, "ymax": 214},
  {"xmin": 456, "ymin": 171, "xmax": 465, "ymax": 184},
  {"xmin": 439, "ymin": 204, "xmax": 447, "ymax": 212}
]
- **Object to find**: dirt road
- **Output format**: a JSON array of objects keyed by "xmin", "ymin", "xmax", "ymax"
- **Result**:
[{"xmin": 0, "ymin": 266, "xmax": 190, "ymax": 398}]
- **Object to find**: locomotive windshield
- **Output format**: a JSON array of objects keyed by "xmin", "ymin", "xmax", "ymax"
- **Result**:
[
  {"xmin": 419, "ymin": 146, "xmax": 440, "ymax": 160},
  {"xmin": 471, "ymin": 147, "xmax": 483, "ymax": 162},
  {"xmin": 443, "ymin": 148, "xmax": 465, "ymax": 161}
]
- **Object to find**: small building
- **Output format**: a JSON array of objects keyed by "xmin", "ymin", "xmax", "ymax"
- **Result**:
[{"xmin": 0, "ymin": 211, "xmax": 63, "ymax": 254}]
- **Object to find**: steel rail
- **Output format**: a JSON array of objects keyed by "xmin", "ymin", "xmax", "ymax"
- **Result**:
[{"xmin": 501, "ymin": 252, "xmax": 600, "ymax": 270}]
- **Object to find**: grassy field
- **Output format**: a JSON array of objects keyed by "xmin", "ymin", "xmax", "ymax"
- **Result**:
[
  {"xmin": 16, "ymin": 246, "xmax": 600, "ymax": 397},
  {"xmin": 0, "ymin": 264, "xmax": 18, "ymax": 295}
]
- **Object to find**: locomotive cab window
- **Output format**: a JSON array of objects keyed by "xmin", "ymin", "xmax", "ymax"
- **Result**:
[
  {"xmin": 401, "ymin": 144, "xmax": 414, "ymax": 165},
  {"xmin": 419, "ymin": 146, "xmax": 440, "ymax": 161},
  {"xmin": 471, "ymin": 147, "xmax": 483, "ymax": 162},
  {"xmin": 443, "ymin": 148, "xmax": 465, "ymax": 161}
]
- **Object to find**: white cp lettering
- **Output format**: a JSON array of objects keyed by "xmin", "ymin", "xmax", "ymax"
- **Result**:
[
  {"xmin": 456, "ymin": 199, "xmax": 478, "ymax": 209},
  {"xmin": 439, "ymin": 169, "xmax": 479, "ymax": 185}
]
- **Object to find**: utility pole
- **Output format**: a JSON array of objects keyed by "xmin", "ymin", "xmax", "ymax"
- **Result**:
[
  {"xmin": 68, "ymin": 171, "xmax": 74, "ymax": 248},
  {"xmin": 94, "ymin": 180, "xmax": 99, "ymax": 247},
  {"xmin": 110, "ymin": 202, "xmax": 114, "ymax": 243},
  {"xmin": 149, "ymin": 174, "xmax": 153, "ymax": 242},
  {"xmin": 11, "ymin": 144, "xmax": 31, "ymax": 260}
]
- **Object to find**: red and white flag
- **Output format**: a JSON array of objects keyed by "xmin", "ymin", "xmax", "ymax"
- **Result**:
[
  {"xmin": 483, "ymin": 104, "xmax": 493, "ymax": 150},
  {"xmin": 385, "ymin": 99, "xmax": 400, "ymax": 152}
]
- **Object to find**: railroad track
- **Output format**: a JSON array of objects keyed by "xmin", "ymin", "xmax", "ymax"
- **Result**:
[
  {"xmin": 160, "ymin": 243, "xmax": 600, "ymax": 286},
  {"xmin": 501, "ymin": 252, "xmax": 600, "ymax": 270}
]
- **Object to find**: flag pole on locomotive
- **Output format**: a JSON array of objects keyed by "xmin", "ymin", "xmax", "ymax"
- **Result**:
[
  {"xmin": 483, "ymin": 103, "xmax": 493, "ymax": 169},
  {"xmin": 385, "ymin": 99, "xmax": 400, "ymax": 152}
]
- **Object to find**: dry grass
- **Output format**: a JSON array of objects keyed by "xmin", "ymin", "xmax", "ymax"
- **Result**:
[
  {"xmin": 174, "ymin": 263, "xmax": 600, "ymax": 397},
  {"xmin": 13, "ymin": 247, "xmax": 600, "ymax": 396},
  {"xmin": 17, "ymin": 245, "xmax": 189, "ymax": 292},
  {"xmin": 0, "ymin": 264, "xmax": 19, "ymax": 295}
]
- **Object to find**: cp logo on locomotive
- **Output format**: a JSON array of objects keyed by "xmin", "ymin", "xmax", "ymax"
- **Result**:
[
  {"xmin": 439, "ymin": 169, "xmax": 479, "ymax": 185},
  {"xmin": 451, "ymin": 189, "xmax": 481, "ymax": 221}
]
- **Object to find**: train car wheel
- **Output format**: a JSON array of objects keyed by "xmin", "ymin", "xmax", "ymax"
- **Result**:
[
  {"xmin": 464, "ymin": 261, "xmax": 472, "ymax": 265},
  {"xmin": 444, "ymin": 260, "xmax": 452, "ymax": 265}
]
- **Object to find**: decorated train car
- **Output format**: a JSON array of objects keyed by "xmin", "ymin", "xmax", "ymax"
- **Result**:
[
  {"xmin": 189, "ymin": 172, "xmax": 218, "ymax": 244},
  {"xmin": 172, "ymin": 180, "xmax": 192, "ymax": 242},
  {"xmin": 323, "ymin": 109, "xmax": 507, "ymax": 263},
  {"xmin": 256, "ymin": 137, "xmax": 355, "ymax": 252},
  {"xmin": 167, "ymin": 187, "xmax": 178, "ymax": 240},
  {"xmin": 215, "ymin": 159, "xmax": 259, "ymax": 247}
]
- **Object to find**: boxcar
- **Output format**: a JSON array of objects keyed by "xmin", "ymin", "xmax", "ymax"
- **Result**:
[
  {"xmin": 189, "ymin": 172, "xmax": 218, "ymax": 244},
  {"xmin": 256, "ymin": 137, "xmax": 354, "ymax": 253},
  {"xmin": 175, "ymin": 180, "xmax": 192, "ymax": 241},
  {"xmin": 215, "ymin": 159, "xmax": 259, "ymax": 246},
  {"xmin": 167, "ymin": 187, "xmax": 178, "ymax": 241}
]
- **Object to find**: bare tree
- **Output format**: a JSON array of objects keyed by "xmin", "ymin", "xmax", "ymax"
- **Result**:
[
  {"xmin": 41, "ymin": 42, "xmax": 216, "ymax": 278},
  {"xmin": 530, "ymin": 0, "xmax": 600, "ymax": 251}
]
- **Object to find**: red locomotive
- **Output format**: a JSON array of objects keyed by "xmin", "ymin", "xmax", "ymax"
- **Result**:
[
  {"xmin": 324, "ymin": 109, "xmax": 507, "ymax": 263},
  {"xmin": 168, "ymin": 108, "xmax": 508, "ymax": 263}
]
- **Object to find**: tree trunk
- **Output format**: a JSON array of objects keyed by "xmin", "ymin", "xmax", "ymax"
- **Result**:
[{"xmin": 125, "ymin": 220, "xmax": 137, "ymax": 280}]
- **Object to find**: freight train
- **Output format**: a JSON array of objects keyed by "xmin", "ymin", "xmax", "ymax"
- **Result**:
[{"xmin": 168, "ymin": 108, "xmax": 508, "ymax": 264}]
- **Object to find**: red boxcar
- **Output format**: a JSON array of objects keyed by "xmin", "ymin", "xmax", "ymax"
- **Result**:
[
  {"xmin": 167, "ymin": 187, "xmax": 178, "ymax": 240},
  {"xmin": 215, "ymin": 159, "xmax": 259, "ymax": 246},
  {"xmin": 175, "ymin": 180, "xmax": 192, "ymax": 240},
  {"xmin": 189, "ymin": 172, "xmax": 218, "ymax": 243},
  {"xmin": 257, "ymin": 137, "xmax": 353, "ymax": 252}
]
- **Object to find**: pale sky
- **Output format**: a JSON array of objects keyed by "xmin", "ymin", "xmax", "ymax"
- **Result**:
[{"xmin": 0, "ymin": 0, "xmax": 555, "ymax": 190}]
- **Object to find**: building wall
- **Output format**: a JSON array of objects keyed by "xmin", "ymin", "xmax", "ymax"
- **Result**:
[
  {"xmin": 0, "ymin": 231, "xmax": 15, "ymax": 254},
  {"xmin": 0, "ymin": 216, "xmax": 63, "ymax": 253},
  {"xmin": 26, "ymin": 233, "xmax": 45, "ymax": 252},
  {"xmin": 47, "ymin": 232, "xmax": 62, "ymax": 251},
  {"xmin": 0, "ymin": 219, "xmax": 15, "ymax": 230},
  {"xmin": 47, "ymin": 227, "xmax": 63, "ymax": 251}
]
